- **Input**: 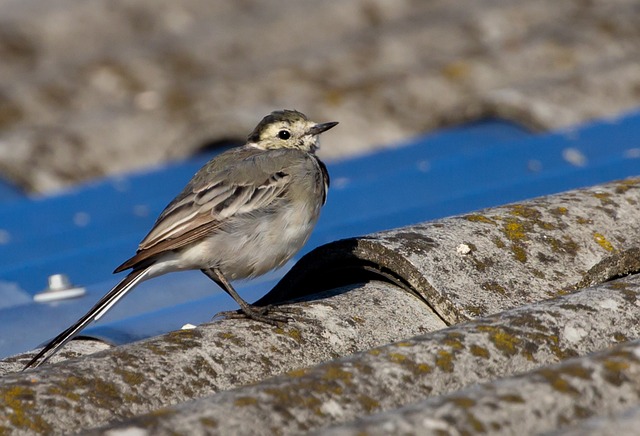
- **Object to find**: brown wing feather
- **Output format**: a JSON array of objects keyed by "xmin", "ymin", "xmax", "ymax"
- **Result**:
[{"xmin": 114, "ymin": 219, "xmax": 221, "ymax": 273}]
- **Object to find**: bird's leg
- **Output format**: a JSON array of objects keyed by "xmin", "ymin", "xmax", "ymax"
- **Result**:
[{"xmin": 202, "ymin": 268, "xmax": 291, "ymax": 326}]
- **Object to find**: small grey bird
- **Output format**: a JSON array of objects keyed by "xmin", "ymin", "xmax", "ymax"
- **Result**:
[{"xmin": 24, "ymin": 110, "xmax": 337, "ymax": 369}]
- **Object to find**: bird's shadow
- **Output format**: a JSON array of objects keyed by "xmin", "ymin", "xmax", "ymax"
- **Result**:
[{"xmin": 255, "ymin": 238, "xmax": 415, "ymax": 307}]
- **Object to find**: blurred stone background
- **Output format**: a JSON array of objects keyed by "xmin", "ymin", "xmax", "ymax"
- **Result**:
[{"xmin": 0, "ymin": 0, "xmax": 638, "ymax": 193}]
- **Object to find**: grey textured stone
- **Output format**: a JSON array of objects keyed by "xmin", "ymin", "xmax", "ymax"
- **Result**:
[
  {"xmin": 1, "ymin": 0, "xmax": 639, "ymax": 191},
  {"xmin": 319, "ymin": 337, "xmax": 640, "ymax": 436},
  {"xmin": 0, "ymin": 281, "xmax": 443, "ymax": 434},
  {"xmin": 0, "ymin": 340, "xmax": 110, "ymax": 377},
  {"xmin": 90, "ymin": 274, "xmax": 640, "ymax": 435},
  {"xmin": 545, "ymin": 406, "xmax": 640, "ymax": 436},
  {"xmin": 265, "ymin": 177, "xmax": 640, "ymax": 322}
]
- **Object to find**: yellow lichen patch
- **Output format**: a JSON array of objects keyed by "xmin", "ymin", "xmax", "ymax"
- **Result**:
[
  {"xmin": 215, "ymin": 331, "xmax": 248, "ymax": 348},
  {"xmin": 470, "ymin": 255, "xmax": 492, "ymax": 273},
  {"xmin": 58, "ymin": 375, "xmax": 89, "ymax": 393},
  {"xmin": 499, "ymin": 394, "xmax": 525, "ymax": 403},
  {"xmin": 465, "ymin": 305, "xmax": 487, "ymax": 317},
  {"xmin": 511, "ymin": 244, "xmax": 528, "ymax": 263},
  {"xmin": 464, "ymin": 214, "xmax": 497, "ymax": 225},
  {"xmin": 234, "ymin": 396, "xmax": 259, "ymax": 407},
  {"xmin": 562, "ymin": 363, "xmax": 593, "ymax": 380},
  {"xmin": 613, "ymin": 332, "xmax": 628, "ymax": 342},
  {"xmin": 351, "ymin": 316, "xmax": 365, "ymax": 325},
  {"xmin": 543, "ymin": 235, "xmax": 579, "ymax": 256},
  {"xmin": 510, "ymin": 314, "xmax": 552, "ymax": 333},
  {"xmin": 388, "ymin": 353, "xmax": 407, "ymax": 364},
  {"xmin": 90, "ymin": 378, "xmax": 122, "ymax": 410},
  {"xmin": 46, "ymin": 385, "xmax": 80, "ymax": 402},
  {"xmin": 148, "ymin": 408, "xmax": 175, "ymax": 419},
  {"xmin": 537, "ymin": 220, "xmax": 557, "ymax": 231},
  {"xmin": 162, "ymin": 328, "xmax": 202, "ymax": 350},
  {"xmin": 503, "ymin": 220, "xmax": 527, "ymax": 241},
  {"xmin": 467, "ymin": 413, "xmax": 487, "ymax": 432},
  {"xmin": 537, "ymin": 368, "xmax": 581, "ymax": 395},
  {"xmin": 368, "ymin": 348, "xmax": 382, "ymax": 356},
  {"xmin": 114, "ymin": 367, "xmax": 145, "ymax": 387},
  {"xmin": 593, "ymin": 192, "xmax": 614, "ymax": 205},
  {"xmin": 552, "ymin": 207, "xmax": 569, "ymax": 216},
  {"xmin": 614, "ymin": 179, "xmax": 640, "ymax": 194},
  {"xmin": 358, "ymin": 395, "xmax": 381, "ymax": 413},
  {"xmin": 287, "ymin": 368, "xmax": 309, "ymax": 378},
  {"xmin": 552, "ymin": 288, "xmax": 573, "ymax": 297},
  {"xmin": 470, "ymin": 344, "xmax": 490, "ymax": 359},
  {"xmin": 442, "ymin": 60, "xmax": 471, "ymax": 80},
  {"xmin": 200, "ymin": 417, "xmax": 218, "ymax": 428},
  {"xmin": 477, "ymin": 326, "xmax": 520, "ymax": 355},
  {"xmin": 322, "ymin": 365, "xmax": 353, "ymax": 384},
  {"xmin": 600, "ymin": 357, "xmax": 632, "ymax": 386},
  {"xmin": 143, "ymin": 342, "xmax": 165, "ymax": 356},
  {"xmin": 608, "ymin": 281, "xmax": 631, "ymax": 290},
  {"xmin": 263, "ymin": 386, "xmax": 321, "ymax": 409},
  {"xmin": 395, "ymin": 341, "xmax": 414, "ymax": 348},
  {"xmin": 593, "ymin": 232, "xmax": 615, "ymax": 252},
  {"xmin": 387, "ymin": 352, "xmax": 433, "ymax": 376},
  {"xmin": 482, "ymin": 281, "xmax": 507, "ymax": 296},
  {"xmin": 442, "ymin": 333, "xmax": 465, "ymax": 350},
  {"xmin": 575, "ymin": 216, "xmax": 593, "ymax": 225},
  {"xmin": 435, "ymin": 350, "xmax": 455, "ymax": 372},
  {"xmin": 166, "ymin": 328, "xmax": 200, "ymax": 341},
  {"xmin": 1, "ymin": 385, "xmax": 52, "ymax": 433},
  {"xmin": 509, "ymin": 205, "xmax": 542, "ymax": 220},
  {"xmin": 450, "ymin": 396, "xmax": 476, "ymax": 408},
  {"xmin": 351, "ymin": 361, "xmax": 374, "ymax": 377},
  {"xmin": 284, "ymin": 328, "xmax": 303, "ymax": 343},
  {"xmin": 415, "ymin": 363, "xmax": 433, "ymax": 374},
  {"xmin": 602, "ymin": 359, "xmax": 630, "ymax": 373}
]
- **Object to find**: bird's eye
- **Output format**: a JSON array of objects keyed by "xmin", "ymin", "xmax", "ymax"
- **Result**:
[{"xmin": 277, "ymin": 130, "xmax": 291, "ymax": 140}]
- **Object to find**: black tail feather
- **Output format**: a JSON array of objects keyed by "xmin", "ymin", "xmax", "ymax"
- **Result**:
[{"xmin": 22, "ymin": 268, "xmax": 148, "ymax": 370}]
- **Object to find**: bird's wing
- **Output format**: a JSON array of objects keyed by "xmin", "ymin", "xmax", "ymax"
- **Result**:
[{"xmin": 114, "ymin": 148, "xmax": 297, "ymax": 272}]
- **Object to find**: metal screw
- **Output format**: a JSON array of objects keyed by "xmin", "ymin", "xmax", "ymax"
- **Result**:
[{"xmin": 33, "ymin": 274, "xmax": 86, "ymax": 303}]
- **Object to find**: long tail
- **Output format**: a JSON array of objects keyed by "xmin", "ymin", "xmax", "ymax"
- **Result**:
[{"xmin": 23, "ymin": 267, "xmax": 150, "ymax": 370}]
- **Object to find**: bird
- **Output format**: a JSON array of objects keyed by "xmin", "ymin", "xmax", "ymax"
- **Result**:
[{"xmin": 24, "ymin": 109, "xmax": 338, "ymax": 370}]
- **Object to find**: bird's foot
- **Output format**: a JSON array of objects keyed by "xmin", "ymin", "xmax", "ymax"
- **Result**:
[{"xmin": 214, "ymin": 304, "xmax": 297, "ymax": 326}]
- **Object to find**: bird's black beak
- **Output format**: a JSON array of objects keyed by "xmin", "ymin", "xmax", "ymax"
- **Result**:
[{"xmin": 308, "ymin": 121, "xmax": 339, "ymax": 135}]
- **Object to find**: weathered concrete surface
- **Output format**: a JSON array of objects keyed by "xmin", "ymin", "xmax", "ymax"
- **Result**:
[
  {"xmin": 0, "ymin": 340, "xmax": 110, "ymax": 377},
  {"xmin": 89, "ymin": 275, "xmax": 640, "ymax": 435},
  {"xmin": 0, "ymin": 281, "xmax": 444, "ymax": 434},
  {"xmin": 1, "ymin": 0, "xmax": 640, "ymax": 192},
  {"xmin": 319, "ymin": 338, "xmax": 640, "ymax": 436},
  {"xmin": 545, "ymin": 406, "xmax": 640, "ymax": 436},
  {"xmin": 264, "ymin": 177, "xmax": 640, "ymax": 323}
]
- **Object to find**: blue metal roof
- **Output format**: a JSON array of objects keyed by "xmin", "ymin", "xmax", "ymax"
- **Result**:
[
  {"xmin": 0, "ymin": 178, "xmax": 23, "ymax": 203},
  {"xmin": 1, "ymin": 110, "xmax": 639, "ymax": 358}
]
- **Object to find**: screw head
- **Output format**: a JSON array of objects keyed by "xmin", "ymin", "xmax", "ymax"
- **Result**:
[{"xmin": 34, "ymin": 274, "xmax": 86, "ymax": 303}]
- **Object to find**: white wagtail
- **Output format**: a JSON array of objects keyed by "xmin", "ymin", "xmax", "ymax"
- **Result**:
[{"xmin": 24, "ymin": 110, "xmax": 338, "ymax": 369}]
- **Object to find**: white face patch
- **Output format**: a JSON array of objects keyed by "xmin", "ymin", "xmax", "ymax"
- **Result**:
[{"xmin": 254, "ymin": 119, "xmax": 319, "ymax": 151}]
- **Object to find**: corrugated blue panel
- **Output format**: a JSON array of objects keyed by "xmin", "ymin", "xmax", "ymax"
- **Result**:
[{"xmin": 1, "ymin": 111, "xmax": 639, "ymax": 357}]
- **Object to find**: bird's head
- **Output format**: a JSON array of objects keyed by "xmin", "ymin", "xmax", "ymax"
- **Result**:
[{"xmin": 247, "ymin": 110, "xmax": 338, "ymax": 152}]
